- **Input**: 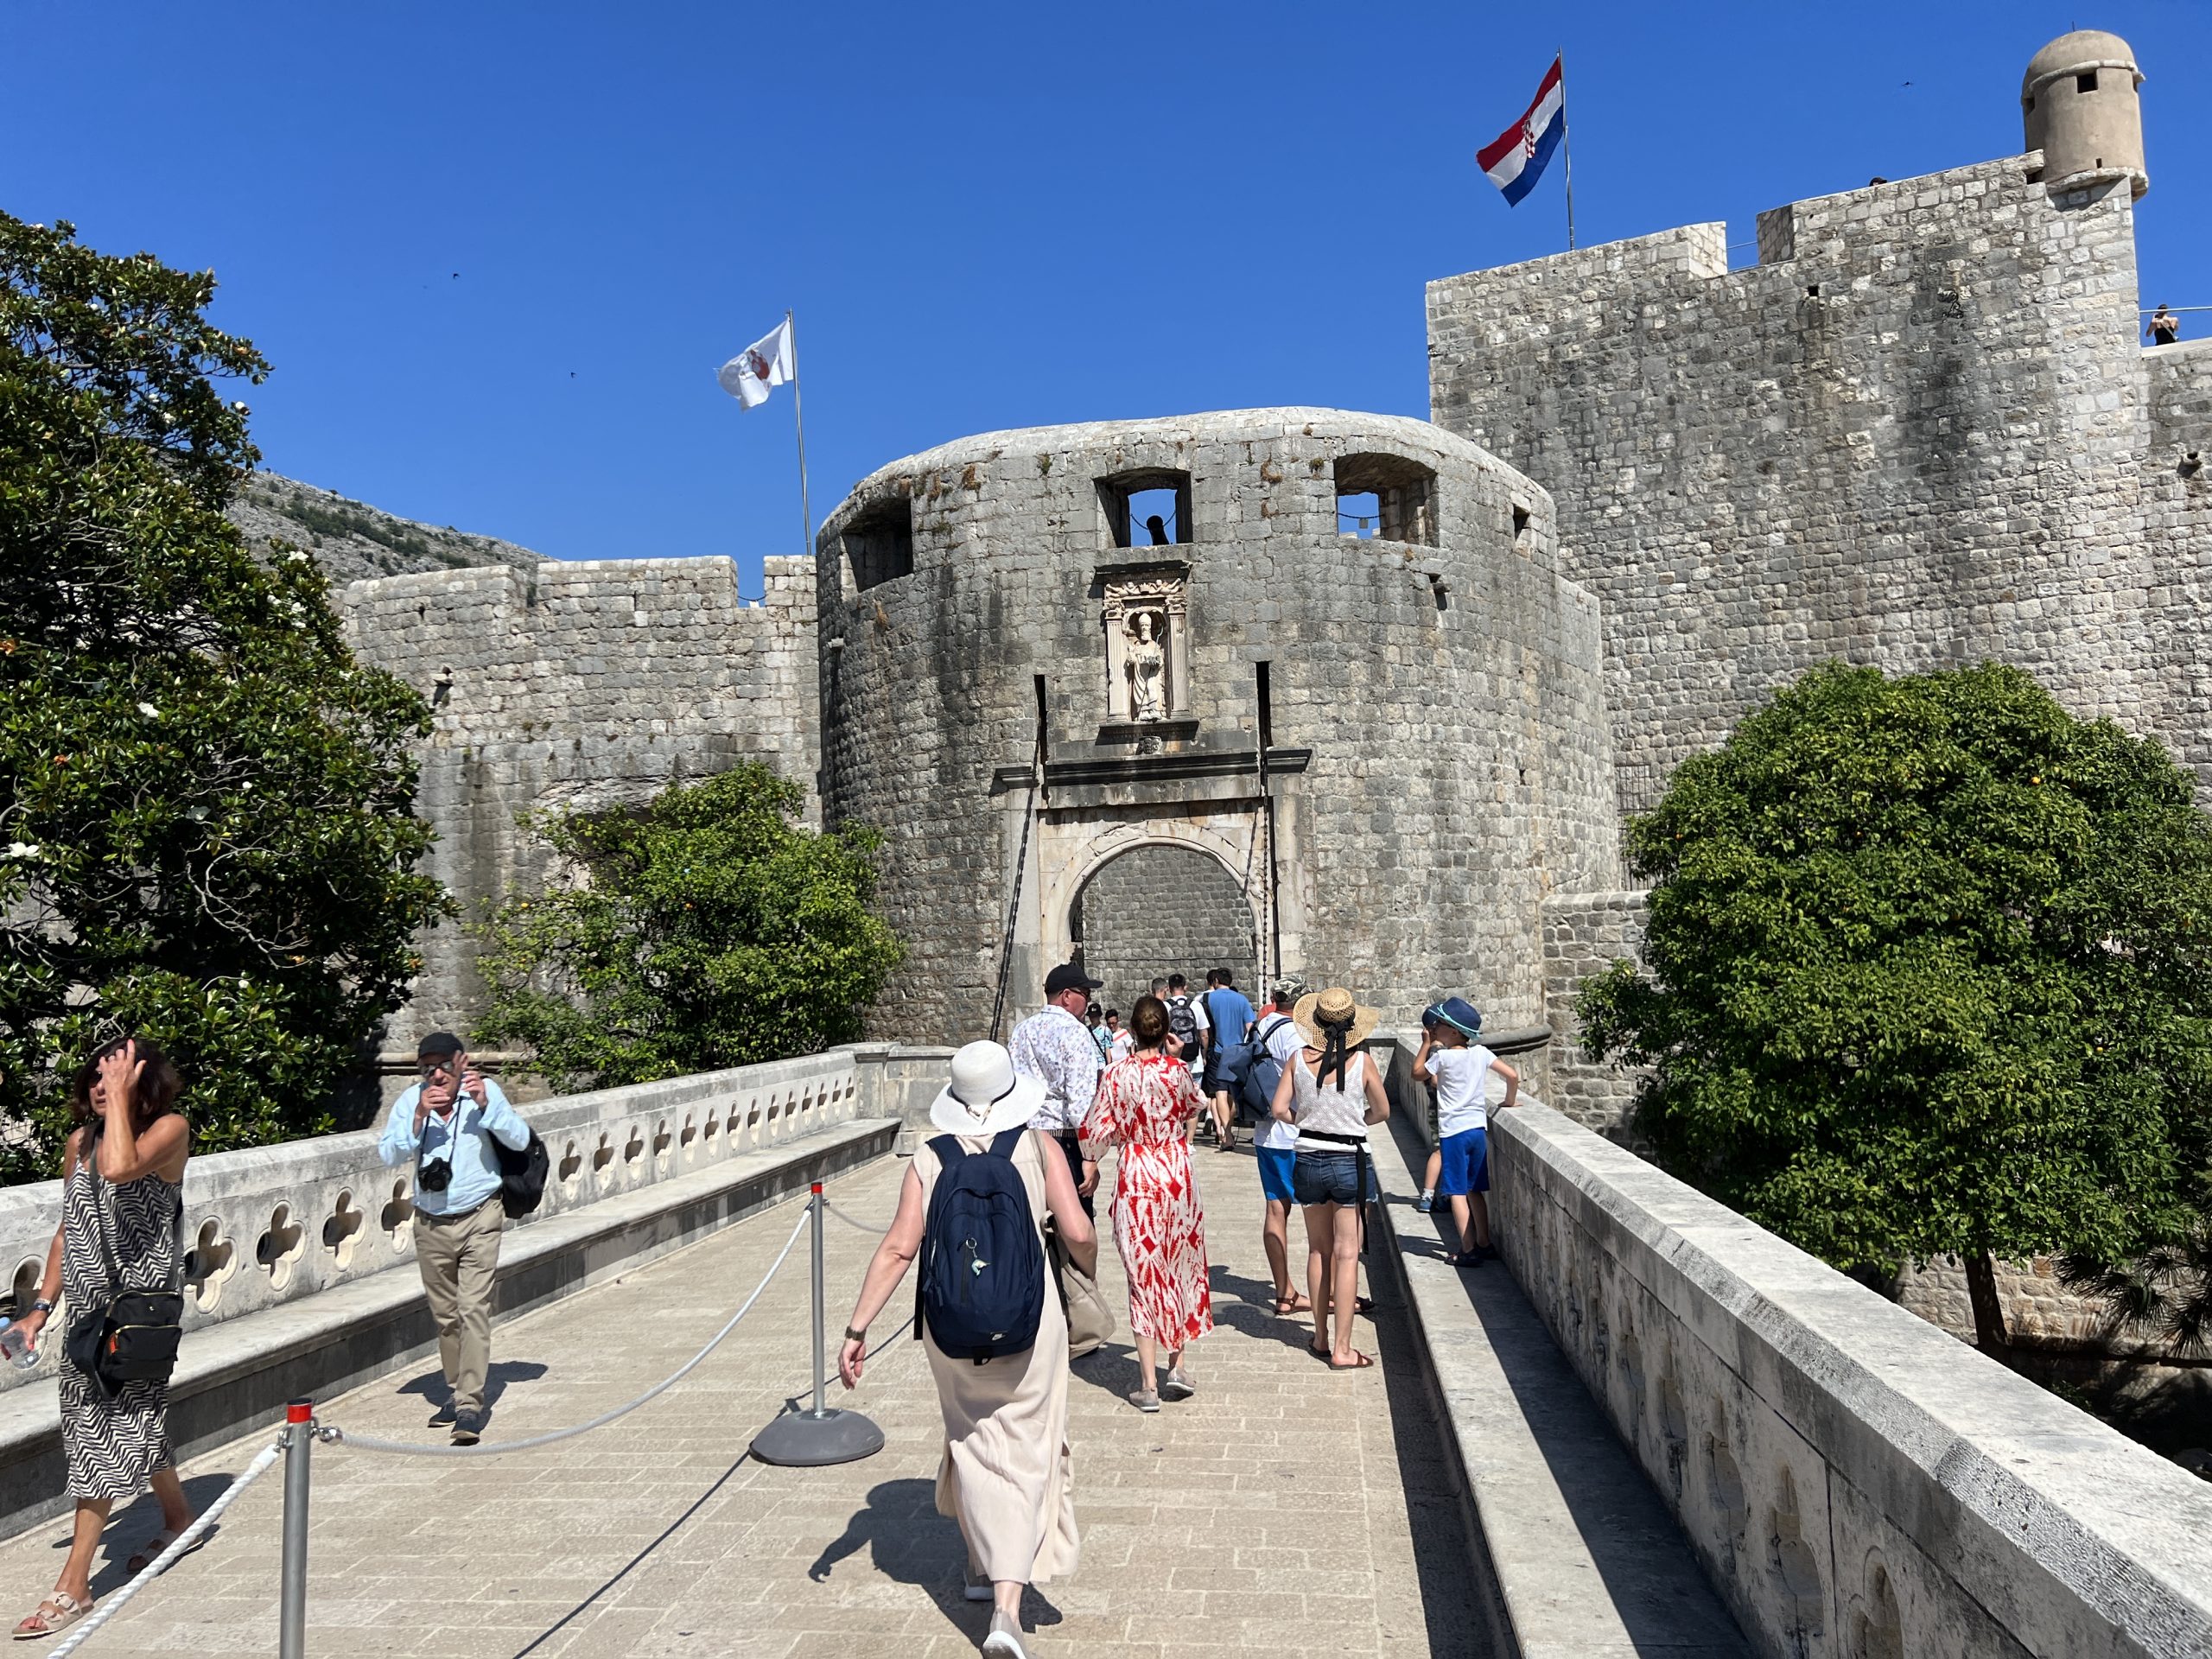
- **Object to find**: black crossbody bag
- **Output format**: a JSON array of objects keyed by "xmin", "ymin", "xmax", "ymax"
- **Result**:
[{"xmin": 64, "ymin": 1153, "xmax": 186, "ymax": 1395}]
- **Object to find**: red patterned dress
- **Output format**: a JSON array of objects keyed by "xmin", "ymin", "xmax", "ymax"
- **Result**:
[{"xmin": 1082, "ymin": 1054, "xmax": 1213, "ymax": 1347}]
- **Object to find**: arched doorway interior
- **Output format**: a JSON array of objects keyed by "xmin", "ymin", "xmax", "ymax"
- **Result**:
[{"xmin": 1070, "ymin": 844, "xmax": 1262, "ymax": 1020}]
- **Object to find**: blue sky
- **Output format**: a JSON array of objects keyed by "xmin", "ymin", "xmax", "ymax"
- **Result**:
[{"xmin": 9, "ymin": 3, "xmax": 2206, "ymax": 595}]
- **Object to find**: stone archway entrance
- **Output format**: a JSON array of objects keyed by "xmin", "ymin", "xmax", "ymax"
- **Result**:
[{"xmin": 1070, "ymin": 843, "xmax": 1262, "ymax": 1016}]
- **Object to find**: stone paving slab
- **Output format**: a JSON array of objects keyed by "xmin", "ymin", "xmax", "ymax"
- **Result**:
[{"xmin": 0, "ymin": 1147, "xmax": 1490, "ymax": 1657}]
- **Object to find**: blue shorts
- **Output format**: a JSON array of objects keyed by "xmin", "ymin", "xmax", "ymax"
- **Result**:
[
  {"xmin": 1291, "ymin": 1149, "xmax": 1379, "ymax": 1208},
  {"xmin": 1256, "ymin": 1145, "xmax": 1296, "ymax": 1203},
  {"xmin": 1438, "ymin": 1126, "xmax": 1490, "ymax": 1196}
]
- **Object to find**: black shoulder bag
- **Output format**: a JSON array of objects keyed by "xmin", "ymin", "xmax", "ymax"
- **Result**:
[{"xmin": 64, "ymin": 1153, "xmax": 186, "ymax": 1395}]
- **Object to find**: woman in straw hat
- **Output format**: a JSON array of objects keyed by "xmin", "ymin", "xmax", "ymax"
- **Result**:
[
  {"xmin": 1266, "ymin": 987, "xmax": 1391, "ymax": 1370},
  {"xmin": 839, "ymin": 1041, "xmax": 1097, "ymax": 1659}
]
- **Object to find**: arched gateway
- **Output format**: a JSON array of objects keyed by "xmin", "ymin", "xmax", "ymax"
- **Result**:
[{"xmin": 1071, "ymin": 843, "xmax": 1262, "ymax": 1014}]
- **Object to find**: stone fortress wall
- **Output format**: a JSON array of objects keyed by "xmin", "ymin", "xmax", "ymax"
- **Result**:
[
  {"xmin": 811, "ymin": 410, "xmax": 1621, "ymax": 1049},
  {"xmin": 335, "ymin": 555, "xmax": 819, "ymax": 1033}
]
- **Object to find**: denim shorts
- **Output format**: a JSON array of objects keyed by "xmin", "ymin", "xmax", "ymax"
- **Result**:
[{"xmin": 1291, "ymin": 1148, "xmax": 1378, "ymax": 1208}]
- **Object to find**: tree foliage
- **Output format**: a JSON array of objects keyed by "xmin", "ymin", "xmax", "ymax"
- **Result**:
[
  {"xmin": 474, "ymin": 765, "xmax": 902, "ymax": 1089},
  {"xmin": 1580, "ymin": 664, "xmax": 2212, "ymax": 1343},
  {"xmin": 1, "ymin": 214, "xmax": 448, "ymax": 1179}
]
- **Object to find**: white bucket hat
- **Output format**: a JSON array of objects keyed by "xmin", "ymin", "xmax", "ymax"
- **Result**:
[{"xmin": 928, "ymin": 1041, "xmax": 1047, "ymax": 1136}]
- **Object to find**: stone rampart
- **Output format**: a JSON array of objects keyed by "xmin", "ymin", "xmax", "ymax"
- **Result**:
[
  {"xmin": 1538, "ymin": 887, "xmax": 1649, "ymax": 1134},
  {"xmin": 336, "ymin": 556, "xmax": 818, "ymax": 1027},
  {"xmin": 1428, "ymin": 156, "xmax": 2196, "ymax": 816},
  {"xmin": 815, "ymin": 408, "xmax": 1621, "ymax": 1046},
  {"xmin": 1491, "ymin": 1100, "xmax": 2212, "ymax": 1658}
]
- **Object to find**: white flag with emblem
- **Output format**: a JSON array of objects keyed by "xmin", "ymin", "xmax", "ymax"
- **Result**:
[{"xmin": 716, "ymin": 317, "xmax": 796, "ymax": 409}]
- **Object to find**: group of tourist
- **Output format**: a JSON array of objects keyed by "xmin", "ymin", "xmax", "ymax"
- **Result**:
[
  {"xmin": 841, "ymin": 958, "xmax": 1517, "ymax": 1657},
  {"xmin": 9, "ymin": 1029, "xmax": 532, "ymax": 1641}
]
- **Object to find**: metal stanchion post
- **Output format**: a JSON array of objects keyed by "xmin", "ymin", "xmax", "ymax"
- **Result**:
[
  {"xmin": 751, "ymin": 1183, "xmax": 884, "ymax": 1466},
  {"xmin": 278, "ymin": 1399, "xmax": 313, "ymax": 1659}
]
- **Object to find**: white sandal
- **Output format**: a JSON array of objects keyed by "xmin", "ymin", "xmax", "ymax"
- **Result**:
[
  {"xmin": 13, "ymin": 1592, "xmax": 93, "ymax": 1641},
  {"xmin": 982, "ymin": 1609, "xmax": 1030, "ymax": 1657}
]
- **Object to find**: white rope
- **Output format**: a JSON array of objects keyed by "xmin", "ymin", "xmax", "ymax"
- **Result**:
[
  {"xmin": 320, "ymin": 1203, "xmax": 812, "ymax": 1458},
  {"xmin": 47, "ymin": 1437, "xmax": 284, "ymax": 1658},
  {"xmin": 821, "ymin": 1200, "xmax": 888, "ymax": 1233}
]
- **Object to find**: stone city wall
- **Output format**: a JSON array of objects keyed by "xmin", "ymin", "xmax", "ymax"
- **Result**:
[
  {"xmin": 1491, "ymin": 1100, "xmax": 2212, "ymax": 1659},
  {"xmin": 1537, "ymin": 887, "xmax": 1649, "ymax": 1134},
  {"xmin": 1429, "ymin": 156, "xmax": 2199, "ymax": 817},
  {"xmin": 337, "ymin": 556, "xmax": 818, "ymax": 1030},
  {"xmin": 814, "ymin": 408, "xmax": 1621, "ymax": 1047}
]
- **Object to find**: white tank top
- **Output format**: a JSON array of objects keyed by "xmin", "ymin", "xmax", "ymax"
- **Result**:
[{"xmin": 1289, "ymin": 1051, "xmax": 1371, "ymax": 1150}]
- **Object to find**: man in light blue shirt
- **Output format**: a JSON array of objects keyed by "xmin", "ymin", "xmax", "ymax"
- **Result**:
[{"xmin": 378, "ymin": 1031, "xmax": 530, "ymax": 1443}]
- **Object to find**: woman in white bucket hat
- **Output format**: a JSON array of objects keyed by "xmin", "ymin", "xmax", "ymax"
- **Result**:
[{"xmin": 839, "ymin": 1042, "xmax": 1097, "ymax": 1659}]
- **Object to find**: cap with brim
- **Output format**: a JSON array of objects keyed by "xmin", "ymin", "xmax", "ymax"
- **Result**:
[
  {"xmin": 416, "ymin": 1031, "xmax": 465, "ymax": 1059},
  {"xmin": 929, "ymin": 1040, "xmax": 1048, "ymax": 1136},
  {"xmin": 1044, "ymin": 962, "xmax": 1105, "ymax": 999},
  {"xmin": 1291, "ymin": 987, "xmax": 1382, "ymax": 1052}
]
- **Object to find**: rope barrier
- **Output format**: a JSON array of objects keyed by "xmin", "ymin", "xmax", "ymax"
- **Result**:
[
  {"xmin": 47, "ymin": 1436, "xmax": 285, "ymax": 1659},
  {"xmin": 316, "ymin": 1203, "xmax": 811, "ymax": 1458},
  {"xmin": 821, "ymin": 1199, "xmax": 889, "ymax": 1233}
]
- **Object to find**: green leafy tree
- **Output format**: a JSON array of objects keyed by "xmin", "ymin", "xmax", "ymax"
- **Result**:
[
  {"xmin": 1580, "ymin": 664, "xmax": 2212, "ymax": 1351},
  {"xmin": 474, "ymin": 764, "xmax": 902, "ymax": 1087},
  {"xmin": 0, "ymin": 215, "xmax": 448, "ymax": 1179}
]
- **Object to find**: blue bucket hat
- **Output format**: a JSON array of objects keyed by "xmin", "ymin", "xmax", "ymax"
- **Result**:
[{"xmin": 1436, "ymin": 997, "xmax": 1483, "ymax": 1039}]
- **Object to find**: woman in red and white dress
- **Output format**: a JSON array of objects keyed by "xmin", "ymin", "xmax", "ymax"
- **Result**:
[{"xmin": 1080, "ymin": 993, "xmax": 1213, "ymax": 1411}]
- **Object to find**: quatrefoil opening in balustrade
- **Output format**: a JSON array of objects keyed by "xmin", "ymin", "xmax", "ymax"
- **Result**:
[
  {"xmin": 257, "ymin": 1205, "xmax": 307, "ymax": 1290},
  {"xmin": 184, "ymin": 1218, "xmax": 238, "ymax": 1312},
  {"xmin": 380, "ymin": 1180, "xmax": 416, "ymax": 1249},
  {"xmin": 321, "ymin": 1189, "xmax": 366, "ymax": 1271}
]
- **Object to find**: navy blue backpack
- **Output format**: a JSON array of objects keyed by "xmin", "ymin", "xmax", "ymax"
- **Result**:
[
  {"xmin": 1225, "ymin": 1013, "xmax": 1295, "ymax": 1121},
  {"xmin": 914, "ymin": 1128, "xmax": 1046, "ymax": 1363}
]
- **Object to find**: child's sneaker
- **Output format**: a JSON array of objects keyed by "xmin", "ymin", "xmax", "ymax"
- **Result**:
[{"xmin": 1415, "ymin": 1190, "xmax": 1435, "ymax": 1214}]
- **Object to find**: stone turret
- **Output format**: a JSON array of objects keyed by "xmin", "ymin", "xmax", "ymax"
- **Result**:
[{"xmin": 2022, "ymin": 29, "xmax": 2146, "ymax": 198}]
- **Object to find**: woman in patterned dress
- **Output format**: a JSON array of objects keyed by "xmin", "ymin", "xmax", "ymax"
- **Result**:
[
  {"xmin": 1079, "ymin": 995, "xmax": 1213, "ymax": 1411},
  {"xmin": 11, "ymin": 1039, "xmax": 197, "ymax": 1642}
]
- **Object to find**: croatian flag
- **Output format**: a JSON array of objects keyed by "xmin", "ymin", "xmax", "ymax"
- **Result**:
[{"xmin": 1478, "ymin": 56, "xmax": 1566, "ymax": 206}]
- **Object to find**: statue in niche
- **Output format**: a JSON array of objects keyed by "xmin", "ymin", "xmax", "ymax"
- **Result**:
[{"xmin": 1126, "ymin": 611, "xmax": 1166, "ymax": 721}]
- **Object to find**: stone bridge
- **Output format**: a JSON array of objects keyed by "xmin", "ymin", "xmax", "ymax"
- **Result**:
[{"xmin": 1, "ymin": 1045, "xmax": 2205, "ymax": 1657}]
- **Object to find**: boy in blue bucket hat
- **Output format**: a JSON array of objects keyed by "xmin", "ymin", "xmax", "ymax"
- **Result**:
[{"xmin": 1413, "ymin": 997, "xmax": 1519, "ymax": 1268}]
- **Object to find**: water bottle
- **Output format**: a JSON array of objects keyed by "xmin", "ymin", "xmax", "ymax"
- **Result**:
[{"xmin": 0, "ymin": 1317, "xmax": 36, "ymax": 1369}]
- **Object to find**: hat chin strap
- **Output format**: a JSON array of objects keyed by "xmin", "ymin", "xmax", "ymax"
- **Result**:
[{"xmin": 958, "ymin": 1077, "xmax": 1020, "ymax": 1119}]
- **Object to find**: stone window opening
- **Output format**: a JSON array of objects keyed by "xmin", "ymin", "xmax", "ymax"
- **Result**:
[
  {"xmin": 1334, "ymin": 454, "xmax": 1437, "ymax": 545},
  {"xmin": 2075, "ymin": 70, "xmax": 2098, "ymax": 93},
  {"xmin": 841, "ymin": 497, "xmax": 914, "ymax": 592},
  {"xmin": 1096, "ymin": 469, "xmax": 1193, "ymax": 550}
]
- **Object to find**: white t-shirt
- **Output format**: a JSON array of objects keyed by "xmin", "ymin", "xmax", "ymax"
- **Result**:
[
  {"xmin": 1254, "ymin": 1012, "xmax": 1303, "ymax": 1151},
  {"xmin": 1430, "ymin": 1043, "xmax": 1497, "ymax": 1137},
  {"xmin": 1109, "ymin": 1029, "xmax": 1135, "ymax": 1064}
]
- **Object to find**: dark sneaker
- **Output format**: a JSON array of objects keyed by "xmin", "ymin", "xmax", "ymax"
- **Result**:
[
  {"xmin": 428, "ymin": 1402, "xmax": 457, "ymax": 1427},
  {"xmin": 449, "ymin": 1416, "xmax": 482, "ymax": 1446}
]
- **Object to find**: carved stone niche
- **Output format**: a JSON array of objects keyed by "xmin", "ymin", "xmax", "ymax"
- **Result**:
[{"xmin": 1098, "ymin": 560, "xmax": 1192, "ymax": 734}]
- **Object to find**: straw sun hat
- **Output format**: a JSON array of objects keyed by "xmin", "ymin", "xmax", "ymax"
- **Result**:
[
  {"xmin": 1291, "ymin": 986, "xmax": 1382, "ymax": 1052},
  {"xmin": 928, "ymin": 1040, "xmax": 1047, "ymax": 1136}
]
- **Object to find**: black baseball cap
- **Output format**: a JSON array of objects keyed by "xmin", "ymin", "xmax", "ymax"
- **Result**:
[
  {"xmin": 416, "ymin": 1031, "xmax": 466, "ymax": 1059},
  {"xmin": 1044, "ymin": 963, "xmax": 1104, "ymax": 998}
]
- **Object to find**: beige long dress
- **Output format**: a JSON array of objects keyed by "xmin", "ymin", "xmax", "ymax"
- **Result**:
[{"xmin": 912, "ymin": 1129, "xmax": 1079, "ymax": 1586}]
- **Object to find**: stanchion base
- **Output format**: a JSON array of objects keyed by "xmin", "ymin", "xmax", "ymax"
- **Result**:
[{"xmin": 750, "ymin": 1408, "xmax": 885, "ymax": 1467}]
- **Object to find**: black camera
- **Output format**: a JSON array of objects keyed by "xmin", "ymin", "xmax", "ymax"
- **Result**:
[{"xmin": 417, "ymin": 1158, "xmax": 453, "ymax": 1193}]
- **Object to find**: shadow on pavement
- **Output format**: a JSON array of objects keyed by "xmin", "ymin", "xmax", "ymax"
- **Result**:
[{"xmin": 808, "ymin": 1477, "xmax": 1064, "ymax": 1642}]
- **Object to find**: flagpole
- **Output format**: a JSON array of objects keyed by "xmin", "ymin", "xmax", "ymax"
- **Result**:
[
  {"xmin": 788, "ymin": 308, "xmax": 813, "ymax": 566},
  {"xmin": 1560, "ymin": 48, "xmax": 1577, "ymax": 251}
]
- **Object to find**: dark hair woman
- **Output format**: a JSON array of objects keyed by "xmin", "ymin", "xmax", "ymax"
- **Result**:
[
  {"xmin": 11, "ymin": 1038, "xmax": 199, "ymax": 1641},
  {"xmin": 1078, "ymin": 994, "xmax": 1213, "ymax": 1412},
  {"xmin": 1267, "ymin": 988, "xmax": 1391, "ymax": 1370}
]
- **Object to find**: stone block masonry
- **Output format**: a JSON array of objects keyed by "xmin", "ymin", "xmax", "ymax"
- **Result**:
[
  {"xmin": 337, "ymin": 555, "xmax": 819, "ymax": 1030},
  {"xmin": 1537, "ymin": 887, "xmax": 1648, "ymax": 1134},
  {"xmin": 1429, "ymin": 155, "xmax": 2212, "ymax": 817}
]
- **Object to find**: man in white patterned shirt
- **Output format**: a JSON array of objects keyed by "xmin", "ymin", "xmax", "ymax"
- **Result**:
[{"xmin": 1010, "ymin": 961, "xmax": 1106, "ymax": 1217}]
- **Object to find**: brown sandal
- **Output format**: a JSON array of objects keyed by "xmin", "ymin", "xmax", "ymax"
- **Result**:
[
  {"xmin": 14, "ymin": 1592, "xmax": 93, "ymax": 1640},
  {"xmin": 1327, "ymin": 1350, "xmax": 1376, "ymax": 1370},
  {"xmin": 1274, "ymin": 1293, "xmax": 1312, "ymax": 1315}
]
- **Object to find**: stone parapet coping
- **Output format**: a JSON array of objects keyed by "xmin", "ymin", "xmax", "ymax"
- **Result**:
[
  {"xmin": 1369, "ymin": 1113, "xmax": 1751, "ymax": 1657},
  {"xmin": 1491, "ymin": 1101, "xmax": 2212, "ymax": 1656},
  {"xmin": 0, "ymin": 1116, "xmax": 893, "ymax": 1542}
]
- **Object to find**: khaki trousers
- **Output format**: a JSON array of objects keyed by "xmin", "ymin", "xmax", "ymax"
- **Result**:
[{"xmin": 413, "ymin": 1195, "xmax": 505, "ymax": 1418}]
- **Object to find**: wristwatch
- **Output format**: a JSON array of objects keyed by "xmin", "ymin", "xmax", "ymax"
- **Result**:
[
  {"xmin": 843, "ymin": 1325, "xmax": 868, "ymax": 1343},
  {"xmin": 31, "ymin": 1299, "xmax": 54, "ymax": 1315}
]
